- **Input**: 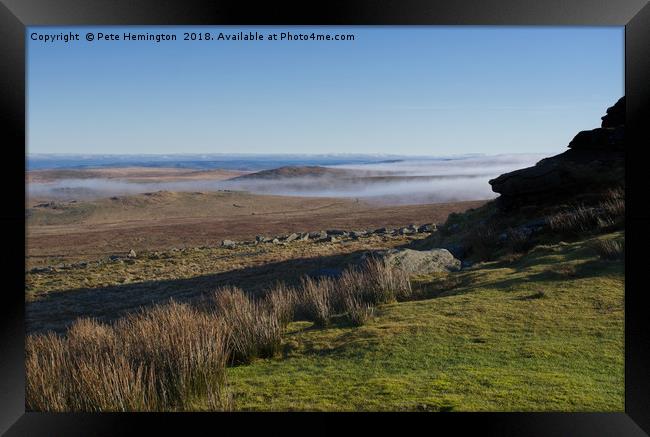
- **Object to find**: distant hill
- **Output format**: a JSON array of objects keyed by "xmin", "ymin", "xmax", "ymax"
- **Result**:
[{"xmin": 230, "ymin": 166, "xmax": 351, "ymax": 180}]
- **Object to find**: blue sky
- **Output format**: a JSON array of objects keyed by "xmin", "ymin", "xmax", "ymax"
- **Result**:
[{"xmin": 27, "ymin": 26, "xmax": 623, "ymax": 156}]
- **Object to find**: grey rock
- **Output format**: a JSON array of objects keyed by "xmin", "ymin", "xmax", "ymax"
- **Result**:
[
  {"xmin": 327, "ymin": 229, "xmax": 348, "ymax": 236},
  {"xmin": 418, "ymin": 223, "xmax": 437, "ymax": 233},
  {"xmin": 376, "ymin": 248, "xmax": 461, "ymax": 274},
  {"xmin": 128, "ymin": 249, "xmax": 137, "ymax": 258},
  {"xmin": 309, "ymin": 231, "xmax": 328, "ymax": 239},
  {"xmin": 221, "ymin": 240, "xmax": 237, "ymax": 248},
  {"xmin": 285, "ymin": 233, "xmax": 299, "ymax": 243}
]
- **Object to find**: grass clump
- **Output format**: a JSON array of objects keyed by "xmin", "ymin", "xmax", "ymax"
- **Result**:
[
  {"xmin": 547, "ymin": 189, "xmax": 625, "ymax": 237},
  {"xmin": 591, "ymin": 239, "xmax": 624, "ymax": 261},
  {"xmin": 210, "ymin": 286, "xmax": 282, "ymax": 364},
  {"xmin": 263, "ymin": 282, "xmax": 298, "ymax": 329},
  {"xmin": 299, "ymin": 276, "xmax": 334, "ymax": 327},
  {"xmin": 337, "ymin": 269, "xmax": 375, "ymax": 326},
  {"xmin": 26, "ymin": 303, "xmax": 231, "ymax": 412},
  {"xmin": 297, "ymin": 258, "xmax": 412, "ymax": 327}
]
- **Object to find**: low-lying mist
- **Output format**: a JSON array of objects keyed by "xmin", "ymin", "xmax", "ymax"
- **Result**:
[{"xmin": 27, "ymin": 154, "xmax": 547, "ymax": 206}]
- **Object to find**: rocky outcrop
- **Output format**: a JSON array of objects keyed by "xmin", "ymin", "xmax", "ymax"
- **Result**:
[{"xmin": 489, "ymin": 97, "xmax": 624, "ymax": 208}]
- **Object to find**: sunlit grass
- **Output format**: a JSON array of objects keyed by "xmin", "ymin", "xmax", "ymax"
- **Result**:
[{"xmin": 221, "ymin": 232, "xmax": 624, "ymax": 411}]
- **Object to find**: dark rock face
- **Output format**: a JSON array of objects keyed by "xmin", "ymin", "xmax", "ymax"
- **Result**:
[
  {"xmin": 601, "ymin": 96, "xmax": 625, "ymax": 128},
  {"xmin": 489, "ymin": 97, "xmax": 624, "ymax": 208}
]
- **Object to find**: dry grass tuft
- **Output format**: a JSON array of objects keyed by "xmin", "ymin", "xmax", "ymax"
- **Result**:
[
  {"xmin": 263, "ymin": 282, "xmax": 298, "ymax": 328},
  {"xmin": 592, "ymin": 239, "xmax": 625, "ymax": 261},
  {"xmin": 299, "ymin": 276, "xmax": 334, "ymax": 327},
  {"xmin": 548, "ymin": 189, "xmax": 625, "ymax": 237},
  {"xmin": 26, "ymin": 303, "xmax": 231, "ymax": 412},
  {"xmin": 210, "ymin": 286, "xmax": 282, "ymax": 364},
  {"xmin": 359, "ymin": 257, "xmax": 412, "ymax": 303}
]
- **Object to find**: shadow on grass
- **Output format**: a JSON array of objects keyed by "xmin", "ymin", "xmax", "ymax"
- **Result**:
[{"xmin": 26, "ymin": 249, "xmax": 371, "ymax": 335}]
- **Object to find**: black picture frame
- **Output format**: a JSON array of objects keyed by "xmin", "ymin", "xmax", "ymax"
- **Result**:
[{"xmin": 1, "ymin": 0, "xmax": 648, "ymax": 435}]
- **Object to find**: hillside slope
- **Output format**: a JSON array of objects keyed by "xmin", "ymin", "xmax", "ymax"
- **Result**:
[{"xmin": 217, "ymin": 232, "xmax": 623, "ymax": 411}]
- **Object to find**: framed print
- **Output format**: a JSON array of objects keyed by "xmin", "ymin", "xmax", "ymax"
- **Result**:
[{"xmin": 1, "ymin": 0, "xmax": 648, "ymax": 435}]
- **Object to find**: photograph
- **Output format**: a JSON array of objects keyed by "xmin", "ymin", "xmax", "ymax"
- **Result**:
[{"xmin": 24, "ymin": 25, "xmax": 625, "ymax": 412}]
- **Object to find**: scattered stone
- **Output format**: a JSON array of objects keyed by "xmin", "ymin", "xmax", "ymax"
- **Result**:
[
  {"xmin": 221, "ymin": 240, "xmax": 237, "ymax": 248},
  {"xmin": 285, "ymin": 233, "xmax": 299, "ymax": 243},
  {"xmin": 127, "ymin": 249, "xmax": 137, "ymax": 258},
  {"xmin": 329, "ymin": 236, "xmax": 339, "ymax": 243},
  {"xmin": 418, "ymin": 223, "xmax": 437, "ymax": 233},
  {"xmin": 272, "ymin": 238, "xmax": 282, "ymax": 245},
  {"xmin": 29, "ymin": 266, "xmax": 53, "ymax": 274},
  {"xmin": 309, "ymin": 230, "xmax": 328, "ymax": 240}
]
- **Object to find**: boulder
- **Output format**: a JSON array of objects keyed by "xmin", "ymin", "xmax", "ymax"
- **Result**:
[
  {"xmin": 221, "ymin": 240, "xmax": 237, "ymax": 248},
  {"xmin": 327, "ymin": 229, "xmax": 348, "ymax": 237},
  {"xmin": 127, "ymin": 249, "xmax": 137, "ymax": 258},
  {"xmin": 375, "ymin": 248, "xmax": 461, "ymax": 274}
]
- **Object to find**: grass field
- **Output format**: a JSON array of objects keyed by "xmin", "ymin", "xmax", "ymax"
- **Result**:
[{"xmin": 219, "ymin": 232, "xmax": 624, "ymax": 411}]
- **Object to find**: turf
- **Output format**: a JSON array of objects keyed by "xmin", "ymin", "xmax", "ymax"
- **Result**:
[{"xmin": 221, "ymin": 231, "xmax": 624, "ymax": 411}]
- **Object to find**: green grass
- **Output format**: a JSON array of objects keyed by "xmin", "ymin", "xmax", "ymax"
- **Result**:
[{"xmin": 218, "ymin": 231, "xmax": 624, "ymax": 411}]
